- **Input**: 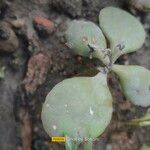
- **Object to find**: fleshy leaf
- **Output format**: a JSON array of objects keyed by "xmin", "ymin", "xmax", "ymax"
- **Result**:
[
  {"xmin": 41, "ymin": 72, "xmax": 113, "ymax": 142},
  {"xmin": 99, "ymin": 7, "xmax": 146, "ymax": 62},
  {"xmin": 65, "ymin": 20, "xmax": 110, "ymax": 65},
  {"xmin": 112, "ymin": 65, "xmax": 150, "ymax": 107}
]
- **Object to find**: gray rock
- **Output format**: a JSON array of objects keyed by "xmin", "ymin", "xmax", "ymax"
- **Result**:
[
  {"xmin": 0, "ymin": 22, "xmax": 19, "ymax": 53},
  {"xmin": 130, "ymin": 0, "xmax": 150, "ymax": 12}
]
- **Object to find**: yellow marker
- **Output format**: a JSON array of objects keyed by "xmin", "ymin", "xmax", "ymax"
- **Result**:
[{"xmin": 51, "ymin": 137, "xmax": 66, "ymax": 142}]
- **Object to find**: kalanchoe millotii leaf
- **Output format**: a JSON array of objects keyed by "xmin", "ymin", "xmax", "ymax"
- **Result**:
[
  {"xmin": 41, "ymin": 72, "xmax": 113, "ymax": 148},
  {"xmin": 65, "ymin": 20, "xmax": 110, "ymax": 65},
  {"xmin": 99, "ymin": 7, "xmax": 146, "ymax": 62},
  {"xmin": 112, "ymin": 65, "xmax": 150, "ymax": 107}
]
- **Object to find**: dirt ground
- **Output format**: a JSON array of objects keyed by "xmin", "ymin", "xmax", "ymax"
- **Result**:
[{"xmin": 0, "ymin": 0, "xmax": 150, "ymax": 150}]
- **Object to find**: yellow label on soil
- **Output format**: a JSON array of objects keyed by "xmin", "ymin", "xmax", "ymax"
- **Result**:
[{"xmin": 51, "ymin": 137, "xmax": 66, "ymax": 142}]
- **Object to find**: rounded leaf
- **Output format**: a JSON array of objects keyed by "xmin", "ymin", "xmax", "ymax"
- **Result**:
[
  {"xmin": 112, "ymin": 65, "xmax": 150, "ymax": 107},
  {"xmin": 65, "ymin": 20, "xmax": 109, "ymax": 65},
  {"xmin": 41, "ymin": 72, "xmax": 113, "ymax": 140},
  {"xmin": 99, "ymin": 7, "xmax": 146, "ymax": 61}
]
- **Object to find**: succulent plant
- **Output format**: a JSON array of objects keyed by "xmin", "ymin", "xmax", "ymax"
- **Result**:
[{"xmin": 42, "ymin": 7, "xmax": 149, "ymax": 150}]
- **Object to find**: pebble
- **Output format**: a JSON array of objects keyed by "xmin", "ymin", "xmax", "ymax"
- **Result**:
[
  {"xmin": 130, "ymin": 0, "xmax": 150, "ymax": 12},
  {"xmin": 0, "ymin": 22, "xmax": 19, "ymax": 52},
  {"xmin": 33, "ymin": 16, "xmax": 54, "ymax": 38}
]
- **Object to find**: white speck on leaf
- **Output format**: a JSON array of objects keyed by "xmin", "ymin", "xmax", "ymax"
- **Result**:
[
  {"xmin": 53, "ymin": 125, "xmax": 57, "ymax": 130},
  {"xmin": 89, "ymin": 107, "xmax": 94, "ymax": 115},
  {"xmin": 45, "ymin": 104, "xmax": 50, "ymax": 108},
  {"xmin": 65, "ymin": 104, "xmax": 68, "ymax": 107}
]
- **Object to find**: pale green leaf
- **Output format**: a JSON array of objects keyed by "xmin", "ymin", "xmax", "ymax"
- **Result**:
[
  {"xmin": 112, "ymin": 65, "xmax": 150, "ymax": 107},
  {"xmin": 99, "ymin": 7, "xmax": 146, "ymax": 62},
  {"xmin": 41, "ymin": 72, "xmax": 113, "ymax": 141},
  {"xmin": 65, "ymin": 20, "xmax": 110, "ymax": 65}
]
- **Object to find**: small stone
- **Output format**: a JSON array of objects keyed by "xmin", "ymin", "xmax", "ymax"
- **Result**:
[
  {"xmin": 0, "ymin": 22, "xmax": 19, "ymax": 52},
  {"xmin": 10, "ymin": 18, "xmax": 25, "ymax": 28},
  {"xmin": 33, "ymin": 16, "xmax": 54, "ymax": 38},
  {"xmin": 130, "ymin": 0, "xmax": 150, "ymax": 12}
]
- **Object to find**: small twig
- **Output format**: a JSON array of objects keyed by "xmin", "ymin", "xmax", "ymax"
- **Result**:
[
  {"xmin": 19, "ymin": 108, "xmax": 32, "ymax": 150},
  {"xmin": 18, "ymin": 87, "xmax": 32, "ymax": 150}
]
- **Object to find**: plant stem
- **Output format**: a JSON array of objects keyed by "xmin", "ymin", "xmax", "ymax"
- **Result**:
[
  {"xmin": 65, "ymin": 136, "xmax": 79, "ymax": 150},
  {"xmin": 128, "ymin": 108, "xmax": 150, "ymax": 126},
  {"xmin": 81, "ymin": 141, "xmax": 93, "ymax": 150}
]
